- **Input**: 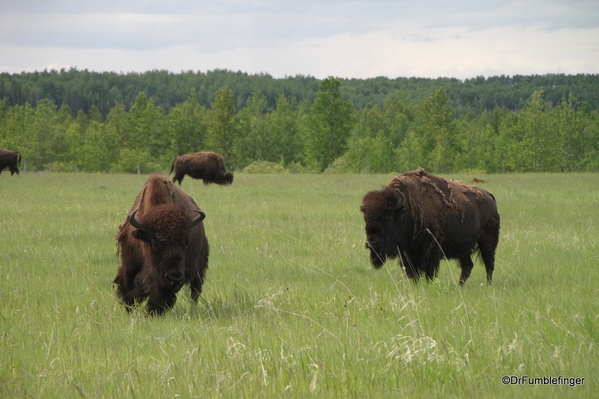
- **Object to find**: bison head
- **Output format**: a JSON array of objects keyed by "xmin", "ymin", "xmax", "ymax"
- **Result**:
[
  {"xmin": 360, "ymin": 187, "xmax": 406, "ymax": 268},
  {"xmin": 129, "ymin": 204, "xmax": 205, "ymax": 288}
]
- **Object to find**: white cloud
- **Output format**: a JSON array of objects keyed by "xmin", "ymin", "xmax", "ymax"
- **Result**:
[{"xmin": 1, "ymin": 0, "xmax": 598, "ymax": 78}]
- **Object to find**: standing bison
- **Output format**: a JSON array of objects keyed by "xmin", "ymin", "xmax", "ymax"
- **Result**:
[
  {"xmin": 360, "ymin": 168, "xmax": 500, "ymax": 285},
  {"xmin": 113, "ymin": 173, "xmax": 210, "ymax": 315},
  {"xmin": 0, "ymin": 149, "xmax": 21, "ymax": 175},
  {"xmin": 170, "ymin": 152, "xmax": 233, "ymax": 186}
]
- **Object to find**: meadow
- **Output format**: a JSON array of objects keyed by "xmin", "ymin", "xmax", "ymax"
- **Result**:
[{"xmin": 0, "ymin": 172, "xmax": 597, "ymax": 398}]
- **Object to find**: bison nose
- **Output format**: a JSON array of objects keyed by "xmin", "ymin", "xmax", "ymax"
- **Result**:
[{"xmin": 166, "ymin": 271, "xmax": 184, "ymax": 283}]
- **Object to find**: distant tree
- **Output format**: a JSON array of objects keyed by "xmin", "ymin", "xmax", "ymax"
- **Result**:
[
  {"xmin": 0, "ymin": 99, "xmax": 23, "ymax": 151},
  {"xmin": 343, "ymin": 105, "xmax": 395, "ymax": 173},
  {"xmin": 549, "ymin": 93, "xmax": 587, "ymax": 171},
  {"xmin": 265, "ymin": 95, "xmax": 303, "ymax": 165},
  {"xmin": 237, "ymin": 88, "xmax": 270, "ymax": 166},
  {"xmin": 498, "ymin": 90, "xmax": 553, "ymax": 172},
  {"xmin": 126, "ymin": 92, "xmax": 166, "ymax": 167},
  {"xmin": 206, "ymin": 86, "xmax": 239, "ymax": 167},
  {"xmin": 397, "ymin": 88, "xmax": 456, "ymax": 172},
  {"xmin": 106, "ymin": 102, "xmax": 130, "ymax": 149},
  {"xmin": 24, "ymin": 99, "xmax": 67, "ymax": 170},
  {"xmin": 75, "ymin": 120, "xmax": 119, "ymax": 172},
  {"xmin": 306, "ymin": 77, "xmax": 355, "ymax": 171},
  {"xmin": 382, "ymin": 90, "xmax": 413, "ymax": 147},
  {"xmin": 167, "ymin": 89, "xmax": 208, "ymax": 158}
]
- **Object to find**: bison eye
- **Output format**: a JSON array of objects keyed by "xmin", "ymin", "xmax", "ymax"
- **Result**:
[
  {"xmin": 151, "ymin": 239, "xmax": 166, "ymax": 252},
  {"xmin": 383, "ymin": 212, "xmax": 396, "ymax": 223}
]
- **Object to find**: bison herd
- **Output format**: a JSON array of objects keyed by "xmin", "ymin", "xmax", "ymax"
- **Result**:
[{"xmin": 3, "ymin": 148, "xmax": 501, "ymax": 315}]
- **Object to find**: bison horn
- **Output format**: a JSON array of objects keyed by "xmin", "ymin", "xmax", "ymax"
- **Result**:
[
  {"xmin": 395, "ymin": 190, "xmax": 405, "ymax": 209},
  {"xmin": 191, "ymin": 209, "xmax": 206, "ymax": 227},
  {"xmin": 129, "ymin": 209, "xmax": 148, "ymax": 232}
]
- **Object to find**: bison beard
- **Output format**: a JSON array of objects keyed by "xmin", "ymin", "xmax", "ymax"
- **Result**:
[
  {"xmin": 361, "ymin": 168, "xmax": 500, "ymax": 285},
  {"xmin": 113, "ymin": 174, "xmax": 209, "ymax": 315}
]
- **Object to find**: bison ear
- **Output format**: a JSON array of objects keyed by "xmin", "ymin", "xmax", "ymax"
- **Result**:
[
  {"xmin": 395, "ymin": 190, "xmax": 405, "ymax": 209},
  {"xmin": 132, "ymin": 229, "xmax": 151, "ymax": 243}
]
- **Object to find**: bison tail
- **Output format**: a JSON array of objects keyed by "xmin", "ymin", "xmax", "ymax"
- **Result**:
[
  {"xmin": 17, "ymin": 152, "xmax": 21, "ymax": 166},
  {"xmin": 169, "ymin": 157, "xmax": 177, "ymax": 175}
]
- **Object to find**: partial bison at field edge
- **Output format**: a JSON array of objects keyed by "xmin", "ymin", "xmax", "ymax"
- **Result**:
[
  {"xmin": 0, "ymin": 149, "xmax": 21, "ymax": 175},
  {"xmin": 113, "ymin": 173, "xmax": 210, "ymax": 315},
  {"xmin": 360, "ymin": 168, "xmax": 500, "ymax": 285},
  {"xmin": 170, "ymin": 151, "xmax": 233, "ymax": 185}
]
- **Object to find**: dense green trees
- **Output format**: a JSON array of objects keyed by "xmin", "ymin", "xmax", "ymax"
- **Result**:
[
  {"xmin": 1, "ymin": 72, "xmax": 599, "ymax": 174},
  {"xmin": 306, "ymin": 77, "xmax": 355, "ymax": 171},
  {"xmin": 2, "ymin": 69, "xmax": 599, "ymax": 117}
]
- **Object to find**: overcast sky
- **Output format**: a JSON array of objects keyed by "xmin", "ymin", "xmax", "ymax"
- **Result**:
[{"xmin": 1, "ymin": 0, "xmax": 598, "ymax": 80}]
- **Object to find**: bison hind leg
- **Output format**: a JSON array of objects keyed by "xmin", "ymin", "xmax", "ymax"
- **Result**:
[
  {"xmin": 172, "ymin": 172, "xmax": 184, "ymax": 185},
  {"xmin": 457, "ymin": 254, "xmax": 474, "ymax": 286},
  {"xmin": 478, "ymin": 215, "xmax": 500, "ymax": 284}
]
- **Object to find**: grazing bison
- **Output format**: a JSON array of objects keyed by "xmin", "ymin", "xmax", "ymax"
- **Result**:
[
  {"xmin": 0, "ymin": 149, "xmax": 21, "ymax": 175},
  {"xmin": 360, "ymin": 168, "xmax": 500, "ymax": 285},
  {"xmin": 170, "ymin": 152, "xmax": 233, "ymax": 185},
  {"xmin": 113, "ymin": 173, "xmax": 210, "ymax": 315}
]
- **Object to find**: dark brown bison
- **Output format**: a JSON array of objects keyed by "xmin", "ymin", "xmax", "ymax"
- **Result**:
[
  {"xmin": 113, "ymin": 173, "xmax": 210, "ymax": 315},
  {"xmin": 0, "ymin": 149, "xmax": 21, "ymax": 175},
  {"xmin": 360, "ymin": 168, "xmax": 500, "ymax": 285},
  {"xmin": 170, "ymin": 152, "xmax": 233, "ymax": 185}
]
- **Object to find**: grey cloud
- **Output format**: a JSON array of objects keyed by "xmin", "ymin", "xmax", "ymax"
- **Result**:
[{"xmin": 2, "ymin": 0, "xmax": 598, "ymax": 52}]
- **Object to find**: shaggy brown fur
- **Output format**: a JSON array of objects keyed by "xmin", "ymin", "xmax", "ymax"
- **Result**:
[
  {"xmin": 0, "ymin": 149, "xmax": 21, "ymax": 175},
  {"xmin": 113, "ymin": 173, "xmax": 209, "ymax": 315},
  {"xmin": 361, "ymin": 168, "xmax": 500, "ymax": 285},
  {"xmin": 170, "ymin": 151, "xmax": 233, "ymax": 185}
]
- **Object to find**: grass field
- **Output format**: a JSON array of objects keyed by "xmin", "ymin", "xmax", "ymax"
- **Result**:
[{"xmin": 1, "ymin": 172, "xmax": 597, "ymax": 398}]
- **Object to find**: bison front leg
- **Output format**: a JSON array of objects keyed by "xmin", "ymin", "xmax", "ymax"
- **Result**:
[
  {"xmin": 146, "ymin": 292, "xmax": 178, "ymax": 316},
  {"xmin": 116, "ymin": 289, "xmax": 137, "ymax": 311},
  {"xmin": 400, "ymin": 251, "xmax": 423, "ymax": 282},
  {"xmin": 114, "ymin": 269, "xmax": 146, "ymax": 311},
  {"xmin": 423, "ymin": 251, "xmax": 443, "ymax": 282},
  {"xmin": 189, "ymin": 273, "xmax": 205, "ymax": 303}
]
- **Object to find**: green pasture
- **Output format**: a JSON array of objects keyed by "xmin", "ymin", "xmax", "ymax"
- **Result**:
[{"xmin": 1, "ymin": 172, "xmax": 597, "ymax": 398}]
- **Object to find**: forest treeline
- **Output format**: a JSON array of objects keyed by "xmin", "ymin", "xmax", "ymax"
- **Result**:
[
  {"xmin": 1, "ymin": 72, "xmax": 598, "ymax": 174},
  {"xmin": 2, "ymin": 69, "xmax": 599, "ymax": 116}
]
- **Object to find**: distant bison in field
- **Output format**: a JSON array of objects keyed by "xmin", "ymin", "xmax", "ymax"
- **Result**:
[
  {"xmin": 113, "ymin": 173, "xmax": 210, "ymax": 315},
  {"xmin": 471, "ymin": 177, "xmax": 487, "ymax": 183},
  {"xmin": 170, "ymin": 152, "xmax": 233, "ymax": 186},
  {"xmin": 0, "ymin": 149, "xmax": 21, "ymax": 176},
  {"xmin": 360, "ymin": 168, "xmax": 500, "ymax": 285}
]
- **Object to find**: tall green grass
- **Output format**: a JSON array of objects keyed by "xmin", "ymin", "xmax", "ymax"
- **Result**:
[{"xmin": 1, "ymin": 172, "xmax": 597, "ymax": 398}]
